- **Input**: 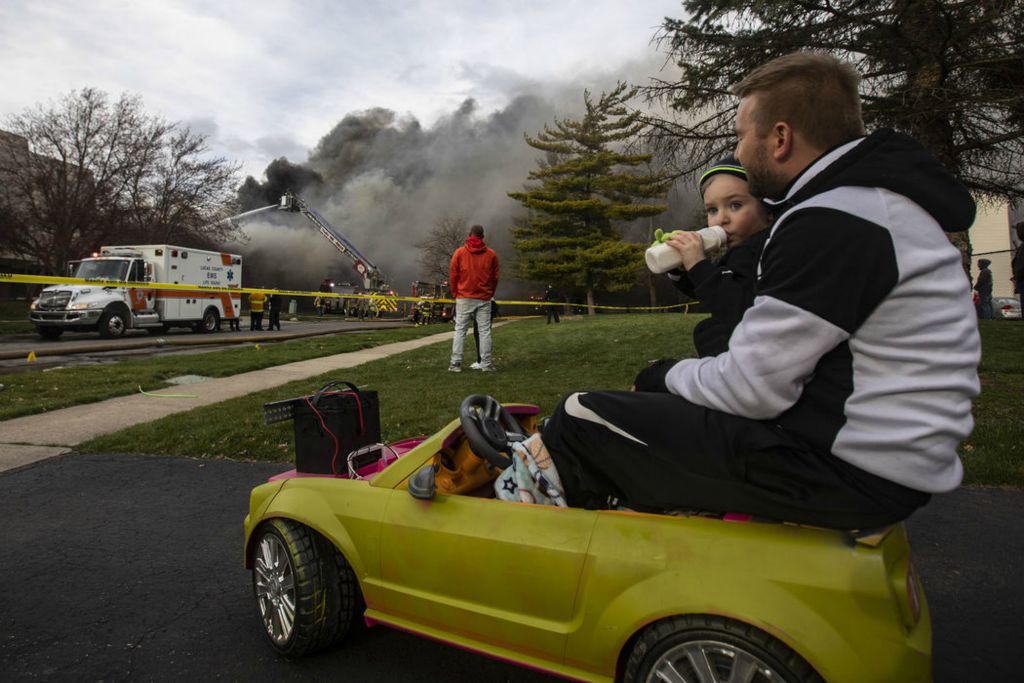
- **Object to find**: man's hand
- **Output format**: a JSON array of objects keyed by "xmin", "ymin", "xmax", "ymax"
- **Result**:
[
  {"xmin": 665, "ymin": 231, "xmax": 707, "ymax": 271},
  {"xmin": 633, "ymin": 358, "xmax": 678, "ymax": 393}
]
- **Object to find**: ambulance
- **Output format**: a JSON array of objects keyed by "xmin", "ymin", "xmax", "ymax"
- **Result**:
[{"xmin": 30, "ymin": 244, "xmax": 243, "ymax": 339}]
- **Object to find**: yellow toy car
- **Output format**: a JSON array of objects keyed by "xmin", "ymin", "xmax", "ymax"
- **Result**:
[{"xmin": 244, "ymin": 395, "xmax": 931, "ymax": 682}]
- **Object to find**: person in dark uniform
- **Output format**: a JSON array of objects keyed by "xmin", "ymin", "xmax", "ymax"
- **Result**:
[
  {"xmin": 268, "ymin": 292, "xmax": 283, "ymax": 331},
  {"xmin": 543, "ymin": 285, "xmax": 562, "ymax": 324},
  {"xmin": 974, "ymin": 258, "xmax": 993, "ymax": 319}
]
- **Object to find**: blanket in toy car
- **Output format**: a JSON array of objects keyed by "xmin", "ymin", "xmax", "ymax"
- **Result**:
[{"xmin": 494, "ymin": 435, "xmax": 567, "ymax": 507}]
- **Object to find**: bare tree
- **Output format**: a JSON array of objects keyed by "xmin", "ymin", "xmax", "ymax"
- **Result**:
[
  {"xmin": 415, "ymin": 215, "xmax": 468, "ymax": 283},
  {"xmin": 0, "ymin": 88, "xmax": 240, "ymax": 273}
]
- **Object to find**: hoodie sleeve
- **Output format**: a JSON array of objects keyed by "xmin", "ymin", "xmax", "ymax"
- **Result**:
[
  {"xmin": 449, "ymin": 248, "xmax": 461, "ymax": 299},
  {"xmin": 663, "ymin": 206, "xmax": 898, "ymax": 418}
]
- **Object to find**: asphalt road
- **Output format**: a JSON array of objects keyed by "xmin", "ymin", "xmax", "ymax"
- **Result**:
[
  {"xmin": 0, "ymin": 317, "xmax": 413, "ymax": 372},
  {"xmin": 1, "ymin": 453, "xmax": 1020, "ymax": 682}
]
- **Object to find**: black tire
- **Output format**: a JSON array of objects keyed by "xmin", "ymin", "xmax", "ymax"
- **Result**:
[
  {"xmin": 251, "ymin": 519, "xmax": 361, "ymax": 658},
  {"xmin": 194, "ymin": 307, "xmax": 220, "ymax": 333},
  {"xmin": 36, "ymin": 326, "xmax": 63, "ymax": 340},
  {"xmin": 97, "ymin": 307, "xmax": 129, "ymax": 338},
  {"xmin": 622, "ymin": 615, "xmax": 822, "ymax": 683}
]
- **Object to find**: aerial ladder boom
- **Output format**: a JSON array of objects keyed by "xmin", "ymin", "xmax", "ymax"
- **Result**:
[{"xmin": 278, "ymin": 192, "xmax": 384, "ymax": 290}]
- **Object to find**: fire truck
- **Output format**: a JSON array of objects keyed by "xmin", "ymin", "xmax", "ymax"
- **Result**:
[
  {"xmin": 29, "ymin": 245, "xmax": 242, "ymax": 339},
  {"xmin": 410, "ymin": 280, "xmax": 453, "ymax": 325}
]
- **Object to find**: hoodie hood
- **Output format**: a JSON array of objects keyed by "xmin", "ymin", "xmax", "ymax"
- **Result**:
[
  {"xmin": 786, "ymin": 129, "xmax": 975, "ymax": 232},
  {"xmin": 465, "ymin": 235, "xmax": 488, "ymax": 253}
]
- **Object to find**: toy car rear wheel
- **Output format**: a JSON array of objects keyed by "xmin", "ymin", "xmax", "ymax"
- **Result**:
[
  {"xmin": 252, "ymin": 519, "xmax": 361, "ymax": 658},
  {"xmin": 623, "ymin": 615, "xmax": 822, "ymax": 683}
]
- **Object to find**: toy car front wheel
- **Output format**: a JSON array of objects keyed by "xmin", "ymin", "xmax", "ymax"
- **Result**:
[
  {"xmin": 252, "ymin": 519, "xmax": 361, "ymax": 658},
  {"xmin": 623, "ymin": 615, "xmax": 822, "ymax": 683}
]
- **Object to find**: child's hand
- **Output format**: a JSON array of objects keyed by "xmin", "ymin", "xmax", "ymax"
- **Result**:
[
  {"xmin": 665, "ymin": 231, "xmax": 706, "ymax": 270},
  {"xmin": 633, "ymin": 358, "xmax": 677, "ymax": 393}
]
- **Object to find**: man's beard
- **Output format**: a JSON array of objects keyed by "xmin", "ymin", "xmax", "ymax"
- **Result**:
[{"xmin": 744, "ymin": 143, "xmax": 788, "ymax": 200}]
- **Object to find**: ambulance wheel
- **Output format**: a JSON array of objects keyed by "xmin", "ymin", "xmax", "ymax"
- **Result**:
[
  {"xmin": 36, "ymin": 326, "xmax": 63, "ymax": 340},
  {"xmin": 195, "ymin": 308, "xmax": 220, "ymax": 333},
  {"xmin": 98, "ymin": 308, "xmax": 129, "ymax": 338}
]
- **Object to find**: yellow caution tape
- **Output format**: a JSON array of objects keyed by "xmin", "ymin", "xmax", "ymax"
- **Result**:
[{"xmin": 2, "ymin": 271, "xmax": 699, "ymax": 313}]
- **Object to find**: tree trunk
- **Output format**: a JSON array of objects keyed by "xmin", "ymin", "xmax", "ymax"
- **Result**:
[
  {"xmin": 586, "ymin": 270, "xmax": 596, "ymax": 315},
  {"xmin": 648, "ymin": 271, "xmax": 658, "ymax": 309},
  {"xmin": 900, "ymin": 0, "xmax": 973, "ymax": 279}
]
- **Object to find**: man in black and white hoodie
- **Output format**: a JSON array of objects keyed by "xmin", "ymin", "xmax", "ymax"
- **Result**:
[{"xmin": 538, "ymin": 52, "xmax": 980, "ymax": 529}]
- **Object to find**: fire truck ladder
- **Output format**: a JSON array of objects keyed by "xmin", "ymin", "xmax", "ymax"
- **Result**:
[{"xmin": 278, "ymin": 192, "xmax": 384, "ymax": 291}]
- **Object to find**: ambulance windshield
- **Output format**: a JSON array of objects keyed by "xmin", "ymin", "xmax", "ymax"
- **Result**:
[{"xmin": 74, "ymin": 259, "xmax": 130, "ymax": 281}]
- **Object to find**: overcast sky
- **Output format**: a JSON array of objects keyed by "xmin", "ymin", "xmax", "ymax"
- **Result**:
[{"xmin": 0, "ymin": 0, "xmax": 684, "ymax": 179}]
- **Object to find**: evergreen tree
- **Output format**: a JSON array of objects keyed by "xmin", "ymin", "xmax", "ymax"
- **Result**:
[
  {"xmin": 642, "ymin": 0, "xmax": 1024, "ymax": 274},
  {"xmin": 509, "ymin": 83, "xmax": 671, "ymax": 314}
]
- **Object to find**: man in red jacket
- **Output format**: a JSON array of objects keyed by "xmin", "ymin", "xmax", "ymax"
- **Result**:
[{"xmin": 448, "ymin": 224, "xmax": 500, "ymax": 372}]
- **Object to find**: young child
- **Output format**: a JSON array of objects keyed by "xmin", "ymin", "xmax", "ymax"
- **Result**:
[{"xmin": 661, "ymin": 154, "xmax": 771, "ymax": 358}]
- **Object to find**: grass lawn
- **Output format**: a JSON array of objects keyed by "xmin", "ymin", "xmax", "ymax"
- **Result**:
[
  {"xmin": 76, "ymin": 315, "xmax": 1024, "ymax": 487},
  {"xmin": 0, "ymin": 325, "xmax": 444, "ymax": 421},
  {"xmin": 0, "ymin": 300, "xmax": 34, "ymax": 335},
  {"xmin": 960, "ymin": 320, "xmax": 1024, "ymax": 487}
]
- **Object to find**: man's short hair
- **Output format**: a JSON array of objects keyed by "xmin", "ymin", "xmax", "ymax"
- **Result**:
[
  {"xmin": 470, "ymin": 224, "xmax": 484, "ymax": 237},
  {"xmin": 732, "ymin": 52, "xmax": 865, "ymax": 151}
]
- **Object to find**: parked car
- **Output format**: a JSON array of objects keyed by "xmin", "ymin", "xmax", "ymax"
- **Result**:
[
  {"xmin": 994, "ymin": 296, "xmax": 1022, "ymax": 319},
  {"xmin": 244, "ymin": 395, "xmax": 931, "ymax": 682}
]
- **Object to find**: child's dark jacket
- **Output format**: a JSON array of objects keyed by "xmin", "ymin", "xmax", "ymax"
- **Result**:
[{"xmin": 671, "ymin": 230, "xmax": 768, "ymax": 357}]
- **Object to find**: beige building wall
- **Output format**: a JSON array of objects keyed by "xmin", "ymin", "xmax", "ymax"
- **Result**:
[{"xmin": 968, "ymin": 198, "xmax": 1014, "ymax": 297}]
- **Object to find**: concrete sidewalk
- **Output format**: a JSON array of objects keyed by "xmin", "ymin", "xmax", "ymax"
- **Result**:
[{"xmin": 0, "ymin": 328, "xmax": 457, "ymax": 472}]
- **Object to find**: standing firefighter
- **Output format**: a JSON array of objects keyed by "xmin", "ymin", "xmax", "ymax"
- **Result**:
[{"xmin": 249, "ymin": 290, "xmax": 267, "ymax": 331}]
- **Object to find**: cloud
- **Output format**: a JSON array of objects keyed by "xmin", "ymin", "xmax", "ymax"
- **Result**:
[{"xmin": 0, "ymin": 0, "xmax": 684, "ymax": 177}]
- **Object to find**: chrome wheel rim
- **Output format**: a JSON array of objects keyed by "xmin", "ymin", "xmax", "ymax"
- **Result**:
[
  {"xmin": 107, "ymin": 315, "xmax": 125, "ymax": 336},
  {"xmin": 646, "ymin": 639, "xmax": 781, "ymax": 683},
  {"xmin": 254, "ymin": 533, "xmax": 296, "ymax": 645}
]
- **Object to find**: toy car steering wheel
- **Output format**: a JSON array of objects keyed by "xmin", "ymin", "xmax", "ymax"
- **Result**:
[{"xmin": 459, "ymin": 394, "xmax": 528, "ymax": 469}]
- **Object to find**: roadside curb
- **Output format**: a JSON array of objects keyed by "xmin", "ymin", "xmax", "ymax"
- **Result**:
[{"xmin": 0, "ymin": 444, "xmax": 74, "ymax": 473}]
